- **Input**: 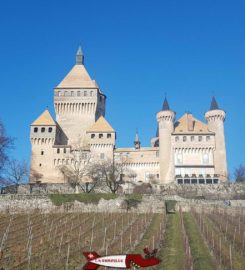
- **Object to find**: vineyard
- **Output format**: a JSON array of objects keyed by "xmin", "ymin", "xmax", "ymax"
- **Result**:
[{"xmin": 0, "ymin": 205, "xmax": 244, "ymax": 270}]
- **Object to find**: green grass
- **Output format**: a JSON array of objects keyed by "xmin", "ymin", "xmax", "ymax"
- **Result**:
[
  {"xmin": 183, "ymin": 212, "xmax": 216, "ymax": 270},
  {"xmin": 159, "ymin": 213, "xmax": 185, "ymax": 270},
  {"xmin": 48, "ymin": 193, "xmax": 118, "ymax": 206}
]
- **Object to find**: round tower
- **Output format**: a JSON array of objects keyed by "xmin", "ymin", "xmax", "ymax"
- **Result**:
[
  {"xmin": 156, "ymin": 98, "xmax": 176, "ymax": 184},
  {"xmin": 205, "ymin": 97, "xmax": 228, "ymax": 182}
]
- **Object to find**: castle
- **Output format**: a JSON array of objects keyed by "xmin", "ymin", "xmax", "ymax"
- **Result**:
[{"xmin": 30, "ymin": 47, "xmax": 228, "ymax": 185}]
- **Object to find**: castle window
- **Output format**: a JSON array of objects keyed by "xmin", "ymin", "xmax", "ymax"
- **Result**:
[
  {"xmin": 77, "ymin": 91, "xmax": 81, "ymax": 96},
  {"xmin": 206, "ymin": 136, "xmax": 210, "ymax": 141},
  {"xmin": 48, "ymin": 127, "xmax": 52, "ymax": 133},
  {"xmin": 107, "ymin": 134, "xmax": 111, "ymax": 138},
  {"xmin": 183, "ymin": 136, "xmax": 187, "ymax": 142},
  {"xmin": 34, "ymin": 127, "xmax": 38, "ymax": 133},
  {"xmin": 156, "ymin": 151, "xmax": 159, "ymax": 157},
  {"xmin": 99, "ymin": 133, "xmax": 103, "ymax": 138},
  {"xmin": 100, "ymin": 153, "xmax": 105, "ymax": 159},
  {"xmin": 41, "ymin": 127, "xmax": 45, "ymax": 133},
  {"xmin": 84, "ymin": 91, "xmax": 87, "ymax": 96},
  {"xmin": 64, "ymin": 148, "xmax": 66, "ymax": 154},
  {"xmin": 90, "ymin": 91, "xmax": 93, "ymax": 96},
  {"xmin": 191, "ymin": 135, "xmax": 195, "ymax": 142},
  {"xmin": 175, "ymin": 136, "xmax": 179, "ymax": 142},
  {"xmin": 71, "ymin": 91, "xmax": 74, "ymax": 97},
  {"xmin": 39, "ymin": 163, "xmax": 42, "ymax": 167},
  {"xmin": 57, "ymin": 148, "xmax": 60, "ymax": 154},
  {"xmin": 91, "ymin": 134, "xmax": 95, "ymax": 139},
  {"xmin": 41, "ymin": 151, "xmax": 44, "ymax": 155},
  {"xmin": 198, "ymin": 136, "xmax": 202, "ymax": 142},
  {"xmin": 65, "ymin": 91, "xmax": 68, "ymax": 96}
]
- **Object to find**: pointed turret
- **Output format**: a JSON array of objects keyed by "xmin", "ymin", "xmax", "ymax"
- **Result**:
[
  {"xmin": 76, "ymin": 46, "xmax": 84, "ymax": 65},
  {"xmin": 134, "ymin": 130, "xmax": 141, "ymax": 149},
  {"xmin": 162, "ymin": 97, "xmax": 170, "ymax": 111},
  {"xmin": 210, "ymin": 96, "xmax": 219, "ymax": 110}
]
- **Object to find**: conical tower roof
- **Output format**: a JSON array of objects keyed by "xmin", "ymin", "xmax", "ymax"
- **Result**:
[
  {"xmin": 210, "ymin": 96, "xmax": 219, "ymax": 110},
  {"xmin": 162, "ymin": 97, "xmax": 170, "ymax": 111},
  {"xmin": 31, "ymin": 109, "xmax": 56, "ymax": 126}
]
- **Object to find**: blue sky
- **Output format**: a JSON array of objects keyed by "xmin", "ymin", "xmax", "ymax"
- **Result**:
[{"xmin": 0, "ymin": 0, "xmax": 244, "ymax": 179}]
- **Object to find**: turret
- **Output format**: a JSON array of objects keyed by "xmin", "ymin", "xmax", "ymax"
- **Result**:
[
  {"xmin": 205, "ymin": 97, "xmax": 227, "ymax": 181},
  {"xmin": 156, "ymin": 97, "xmax": 176, "ymax": 183}
]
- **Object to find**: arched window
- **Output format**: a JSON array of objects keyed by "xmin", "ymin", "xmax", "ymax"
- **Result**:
[
  {"xmin": 41, "ymin": 151, "xmax": 44, "ymax": 155},
  {"xmin": 206, "ymin": 136, "xmax": 210, "ymax": 141},
  {"xmin": 107, "ymin": 134, "xmax": 111, "ymax": 138},
  {"xmin": 77, "ymin": 91, "xmax": 81, "ymax": 96},
  {"xmin": 198, "ymin": 136, "xmax": 202, "ymax": 142},
  {"xmin": 99, "ymin": 133, "xmax": 103, "ymax": 138},
  {"xmin": 65, "ymin": 91, "xmax": 68, "ymax": 97},
  {"xmin": 41, "ymin": 127, "xmax": 45, "ymax": 133},
  {"xmin": 84, "ymin": 91, "xmax": 87, "ymax": 96},
  {"xmin": 91, "ymin": 134, "xmax": 95, "ymax": 139},
  {"xmin": 71, "ymin": 91, "xmax": 74, "ymax": 97},
  {"xmin": 90, "ymin": 91, "xmax": 93, "ymax": 96},
  {"xmin": 191, "ymin": 136, "xmax": 195, "ymax": 142},
  {"xmin": 175, "ymin": 136, "xmax": 179, "ymax": 142},
  {"xmin": 183, "ymin": 136, "xmax": 187, "ymax": 142},
  {"xmin": 57, "ymin": 148, "xmax": 60, "ymax": 154},
  {"xmin": 34, "ymin": 127, "xmax": 38, "ymax": 133},
  {"xmin": 48, "ymin": 127, "xmax": 52, "ymax": 133}
]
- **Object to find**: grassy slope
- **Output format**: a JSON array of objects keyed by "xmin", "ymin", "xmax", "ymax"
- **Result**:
[
  {"xmin": 159, "ymin": 213, "xmax": 185, "ymax": 270},
  {"xmin": 183, "ymin": 212, "xmax": 216, "ymax": 270},
  {"xmin": 48, "ymin": 193, "xmax": 142, "ymax": 206}
]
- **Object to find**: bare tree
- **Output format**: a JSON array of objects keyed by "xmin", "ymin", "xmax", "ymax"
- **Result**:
[
  {"xmin": 234, "ymin": 164, "xmax": 245, "ymax": 183},
  {"xmin": 0, "ymin": 120, "xmax": 13, "ymax": 186},
  {"xmin": 6, "ymin": 159, "xmax": 28, "ymax": 185},
  {"xmin": 97, "ymin": 159, "xmax": 127, "ymax": 194},
  {"xmin": 59, "ymin": 150, "xmax": 101, "ymax": 193}
]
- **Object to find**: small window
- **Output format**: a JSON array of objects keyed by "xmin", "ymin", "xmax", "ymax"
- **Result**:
[
  {"xmin": 41, "ymin": 127, "xmax": 45, "ymax": 133},
  {"xmin": 39, "ymin": 163, "xmax": 42, "ymax": 167},
  {"xmin": 206, "ymin": 136, "xmax": 210, "ymax": 142},
  {"xmin": 77, "ymin": 91, "xmax": 81, "ymax": 96},
  {"xmin": 58, "ymin": 91, "xmax": 61, "ymax": 96},
  {"xmin": 71, "ymin": 91, "xmax": 74, "ymax": 97},
  {"xmin": 90, "ymin": 91, "xmax": 93, "ymax": 96},
  {"xmin": 107, "ymin": 134, "xmax": 111, "ymax": 138},
  {"xmin": 191, "ymin": 136, "xmax": 195, "ymax": 142},
  {"xmin": 175, "ymin": 136, "xmax": 179, "ymax": 142},
  {"xmin": 183, "ymin": 136, "xmax": 187, "ymax": 142},
  {"xmin": 34, "ymin": 127, "xmax": 38, "ymax": 133},
  {"xmin": 48, "ymin": 127, "xmax": 52, "ymax": 133},
  {"xmin": 57, "ymin": 148, "xmax": 60, "ymax": 154},
  {"xmin": 156, "ymin": 151, "xmax": 159, "ymax": 157},
  {"xmin": 100, "ymin": 153, "xmax": 105, "ymax": 159},
  {"xmin": 198, "ymin": 136, "xmax": 202, "ymax": 142},
  {"xmin": 65, "ymin": 91, "xmax": 68, "ymax": 96},
  {"xmin": 91, "ymin": 134, "xmax": 95, "ymax": 139},
  {"xmin": 64, "ymin": 148, "xmax": 66, "ymax": 154},
  {"xmin": 41, "ymin": 151, "xmax": 44, "ymax": 155},
  {"xmin": 84, "ymin": 91, "xmax": 87, "ymax": 96},
  {"xmin": 99, "ymin": 133, "xmax": 103, "ymax": 138}
]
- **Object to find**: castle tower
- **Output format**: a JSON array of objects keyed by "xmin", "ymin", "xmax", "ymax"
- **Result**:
[
  {"xmin": 30, "ymin": 109, "xmax": 58, "ymax": 182},
  {"xmin": 156, "ymin": 98, "xmax": 176, "ymax": 184},
  {"xmin": 205, "ymin": 97, "xmax": 228, "ymax": 181},
  {"xmin": 54, "ymin": 46, "xmax": 106, "ymax": 146}
]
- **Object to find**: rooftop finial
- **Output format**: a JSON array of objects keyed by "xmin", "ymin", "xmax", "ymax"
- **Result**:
[
  {"xmin": 76, "ymin": 46, "xmax": 84, "ymax": 65},
  {"xmin": 210, "ymin": 96, "xmax": 219, "ymax": 110},
  {"xmin": 134, "ymin": 129, "xmax": 141, "ymax": 149}
]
